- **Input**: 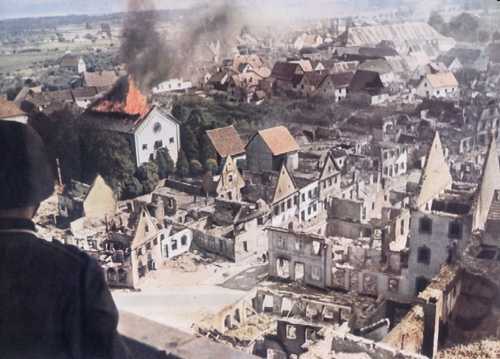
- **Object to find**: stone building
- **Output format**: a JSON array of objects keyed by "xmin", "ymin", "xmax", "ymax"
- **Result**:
[{"xmin": 267, "ymin": 227, "xmax": 332, "ymax": 289}]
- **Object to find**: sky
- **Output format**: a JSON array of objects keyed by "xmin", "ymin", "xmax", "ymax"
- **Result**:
[
  {"xmin": 0, "ymin": 0, "xmax": 203, "ymax": 20},
  {"xmin": 0, "ymin": 0, "xmax": 447, "ymax": 21}
]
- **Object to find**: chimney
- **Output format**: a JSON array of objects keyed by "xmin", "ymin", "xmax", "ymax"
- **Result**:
[{"xmin": 422, "ymin": 297, "xmax": 439, "ymax": 359}]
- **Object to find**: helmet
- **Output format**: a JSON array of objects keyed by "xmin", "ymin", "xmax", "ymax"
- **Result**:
[{"xmin": 0, "ymin": 121, "xmax": 55, "ymax": 210}]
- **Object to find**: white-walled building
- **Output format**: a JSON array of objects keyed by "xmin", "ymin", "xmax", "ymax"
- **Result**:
[
  {"xmin": 152, "ymin": 79, "xmax": 193, "ymax": 94},
  {"xmin": 415, "ymin": 72, "xmax": 459, "ymax": 99},
  {"xmin": 133, "ymin": 106, "xmax": 181, "ymax": 167}
]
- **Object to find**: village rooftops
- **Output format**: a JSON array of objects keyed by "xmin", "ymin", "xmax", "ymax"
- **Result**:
[
  {"xmin": 271, "ymin": 62, "xmax": 303, "ymax": 81},
  {"xmin": 206, "ymin": 125, "xmax": 246, "ymax": 158},
  {"xmin": 252, "ymin": 126, "xmax": 300, "ymax": 156},
  {"xmin": 0, "ymin": 97, "xmax": 25, "ymax": 119}
]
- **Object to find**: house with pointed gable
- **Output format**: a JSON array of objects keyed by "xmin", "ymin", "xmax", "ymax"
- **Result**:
[
  {"xmin": 204, "ymin": 155, "xmax": 246, "ymax": 202},
  {"xmin": 271, "ymin": 165, "xmax": 299, "ymax": 227},
  {"xmin": 406, "ymin": 132, "xmax": 474, "ymax": 297},
  {"xmin": 128, "ymin": 206, "xmax": 192, "ymax": 287},
  {"xmin": 318, "ymin": 153, "xmax": 342, "ymax": 205},
  {"xmin": 246, "ymin": 126, "xmax": 300, "ymax": 173},
  {"xmin": 415, "ymin": 132, "xmax": 453, "ymax": 211},
  {"xmin": 58, "ymin": 175, "xmax": 117, "ymax": 222},
  {"xmin": 473, "ymin": 138, "xmax": 500, "ymax": 233}
]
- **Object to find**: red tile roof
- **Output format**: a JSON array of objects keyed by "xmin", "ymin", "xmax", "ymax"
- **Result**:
[
  {"xmin": 0, "ymin": 97, "xmax": 26, "ymax": 119},
  {"xmin": 256, "ymin": 126, "xmax": 300, "ymax": 156},
  {"xmin": 206, "ymin": 125, "xmax": 246, "ymax": 158}
]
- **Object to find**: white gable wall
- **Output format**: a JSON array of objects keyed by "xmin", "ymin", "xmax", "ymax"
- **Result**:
[{"xmin": 134, "ymin": 107, "xmax": 180, "ymax": 167}]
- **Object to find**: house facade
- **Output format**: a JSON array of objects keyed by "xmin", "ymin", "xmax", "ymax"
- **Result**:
[
  {"xmin": 133, "ymin": 107, "xmax": 181, "ymax": 167},
  {"xmin": 415, "ymin": 72, "xmax": 459, "ymax": 98}
]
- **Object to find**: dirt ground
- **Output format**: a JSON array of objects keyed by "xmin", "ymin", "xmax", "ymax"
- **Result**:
[{"xmin": 113, "ymin": 252, "xmax": 267, "ymax": 333}]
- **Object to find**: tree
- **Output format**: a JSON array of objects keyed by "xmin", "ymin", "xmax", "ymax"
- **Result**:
[
  {"xmin": 428, "ymin": 11, "xmax": 446, "ymax": 34},
  {"xmin": 135, "ymin": 162, "xmax": 160, "ymax": 194},
  {"xmin": 190, "ymin": 159, "xmax": 203, "ymax": 176},
  {"xmin": 198, "ymin": 132, "xmax": 217, "ymax": 168},
  {"xmin": 176, "ymin": 150, "xmax": 190, "ymax": 177},
  {"xmin": 205, "ymin": 158, "xmax": 218, "ymax": 173},
  {"xmin": 155, "ymin": 148, "xmax": 175, "ymax": 179},
  {"xmin": 478, "ymin": 30, "xmax": 490, "ymax": 43},
  {"xmin": 447, "ymin": 13, "xmax": 479, "ymax": 42},
  {"xmin": 80, "ymin": 129, "xmax": 136, "ymax": 198},
  {"xmin": 122, "ymin": 176, "xmax": 144, "ymax": 199},
  {"xmin": 180, "ymin": 125, "xmax": 199, "ymax": 161}
]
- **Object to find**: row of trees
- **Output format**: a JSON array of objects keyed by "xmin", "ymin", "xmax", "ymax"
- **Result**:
[{"xmin": 428, "ymin": 11, "xmax": 500, "ymax": 44}]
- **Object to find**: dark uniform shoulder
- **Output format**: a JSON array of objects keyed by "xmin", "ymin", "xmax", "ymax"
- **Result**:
[{"xmin": 38, "ymin": 237, "xmax": 94, "ymax": 267}]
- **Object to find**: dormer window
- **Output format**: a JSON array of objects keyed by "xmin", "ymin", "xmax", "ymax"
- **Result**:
[{"xmin": 153, "ymin": 122, "xmax": 162, "ymax": 133}]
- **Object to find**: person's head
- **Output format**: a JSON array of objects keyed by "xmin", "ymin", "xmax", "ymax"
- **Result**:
[{"xmin": 0, "ymin": 121, "xmax": 55, "ymax": 219}]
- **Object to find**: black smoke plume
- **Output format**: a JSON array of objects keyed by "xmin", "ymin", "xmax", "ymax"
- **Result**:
[{"xmin": 121, "ymin": 0, "xmax": 241, "ymax": 91}]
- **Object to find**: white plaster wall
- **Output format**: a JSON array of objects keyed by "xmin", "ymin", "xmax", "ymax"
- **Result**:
[{"xmin": 134, "ymin": 108, "xmax": 180, "ymax": 167}]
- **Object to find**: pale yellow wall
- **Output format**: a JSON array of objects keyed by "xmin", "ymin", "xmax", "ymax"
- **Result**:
[{"xmin": 83, "ymin": 175, "xmax": 117, "ymax": 219}]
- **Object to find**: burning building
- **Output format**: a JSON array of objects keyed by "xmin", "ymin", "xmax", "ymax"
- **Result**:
[{"xmin": 82, "ymin": 76, "xmax": 181, "ymax": 167}]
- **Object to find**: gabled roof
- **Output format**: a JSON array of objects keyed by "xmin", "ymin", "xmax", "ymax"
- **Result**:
[
  {"xmin": 349, "ymin": 70, "xmax": 385, "ymax": 91},
  {"xmin": 83, "ymin": 71, "xmax": 119, "ymax": 88},
  {"xmin": 331, "ymin": 72, "xmax": 354, "ymax": 88},
  {"xmin": 300, "ymin": 72, "xmax": 329, "ymax": 88},
  {"xmin": 473, "ymin": 137, "xmax": 500, "ymax": 230},
  {"xmin": 320, "ymin": 153, "xmax": 341, "ymax": 180},
  {"xmin": 272, "ymin": 164, "xmax": 297, "ymax": 204},
  {"xmin": 416, "ymin": 132, "xmax": 453, "ymax": 210},
  {"xmin": 252, "ymin": 126, "xmax": 300, "ymax": 156},
  {"xmin": 216, "ymin": 155, "xmax": 245, "ymax": 194},
  {"xmin": 424, "ymin": 72, "xmax": 458, "ymax": 89},
  {"xmin": 206, "ymin": 125, "xmax": 245, "ymax": 158},
  {"xmin": 0, "ymin": 97, "xmax": 25, "ymax": 119},
  {"xmin": 271, "ymin": 62, "xmax": 303, "ymax": 81}
]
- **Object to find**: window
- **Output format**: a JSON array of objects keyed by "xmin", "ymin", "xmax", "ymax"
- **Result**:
[
  {"xmin": 171, "ymin": 240, "xmax": 178, "ymax": 251},
  {"xmin": 400, "ymin": 220, "xmax": 405, "ymax": 235},
  {"xmin": 286, "ymin": 325, "xmax": 297, "ymax": 339},
  {"xmin": 181, "ymin": 235, "xmax": 188, "ymax": 246},
  {"xmin": 281, "ymin": 202, "xmax": 285, "ymax": 212},
  {"xmin": 295, "ymin": 239, "xmax": 303, "ymax": 251},
  {"xmin": 153, "ymin": 238, "xmax": 158, "ymax": 245},
  {"xmin": 308, "ymin": 190, "xmax": 312, "ymax": 199},
  {"xmin": 313, "ymin": 203, "xmax": 317, "ymax": 212},
  {"xmin": 302, "ymin": 193, "xmax": 306, "ymax": 201},
  {"xmin": 160, "ymin": 234, "xmax": 165, "ymax": 240},
  {"xmin": 328, "ymin": 178, "xmax": 332, "ymax": 186},
  {"xmin": 311, "ymin": 266, "xmax": 321, "ymax": 281},
  {"xmin": 228, "ymin": 175, "xmax": 233, "ymax": 182},
  {"xmin": 154, "ymin": 140, "xmax": 163, "ymax": 150},
  {"xmin": 257, "ymin": 216, "xmax": 264, "ymax": 225},
  {"xmin": 419, "ymin": 217, "xmax": 432, "ymax": 234},
  {"xmin": 169, "ymin": 137, "xmax": 175, "ymax": 144},
  {"xmin": 145, "ymin": 224, "xmax": 149, "ymax": 233},
  {"xmin": 146, "ymin": 242, "xmax": 151, "ymax": 250},
  {"xmin": 274, "ymin": 206, "xmax": 279, "ymax": 216},
  {"xmin": 153, "ymin": 122, "xmax": 162, "ymax": 133},
  {"xmin": 142, "ymin": 144, "xmax": 148, "ymax": 150},
  {"xmin": 448, "ymin": 221, "xmax": 462, "ymax": 239},
  {"xmin": 287, "ymin": 198, "xmax": 292, "ymax": 209},
  {"xmin": 417, "ymin": 246, "xmax": 431, "ymax": 265},
  {"xmin": 118, "ymin": 269, "xmax": 127, "ymax": 283}
]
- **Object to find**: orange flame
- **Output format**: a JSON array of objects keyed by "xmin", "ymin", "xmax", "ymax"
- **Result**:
[{"xmin": 94, "ymin": 77, "xmax": 150, "ymax": 118}]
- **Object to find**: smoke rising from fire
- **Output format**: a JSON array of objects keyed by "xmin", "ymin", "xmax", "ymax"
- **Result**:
[{"xmin": 121, "ymin": 0, "xmax": 242, "ymax": 91}]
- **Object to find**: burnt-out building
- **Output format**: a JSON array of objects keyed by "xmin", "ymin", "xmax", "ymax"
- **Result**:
[{"xmin": 267, "ymin": 227, "xmax": 332, "ymax": 289}]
